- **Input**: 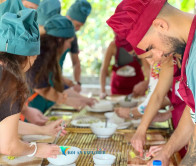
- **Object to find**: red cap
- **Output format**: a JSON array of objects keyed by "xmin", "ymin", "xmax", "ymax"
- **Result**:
[
  {"xmin": 115, "ymin": 35, "xmax": 133, "ymax": 52},
  {"xmin": 107, "ymin": 0, "xmax": 166, "ymax": 52}
]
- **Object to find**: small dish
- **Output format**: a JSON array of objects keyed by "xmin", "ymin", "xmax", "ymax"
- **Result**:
[
  {"xmin": 90, "ymin": 122, "xmax": 117, "ymax": 138},
  {"xmin": 93, "ymin": 154, "xmax": 116, "ymax": 165},
  {"xmin": 47, "ymin": 146, "xmax": 81, "ymax": 166}
]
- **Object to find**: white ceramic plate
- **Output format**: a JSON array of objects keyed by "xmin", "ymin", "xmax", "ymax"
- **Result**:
[
  {"xmin": 71, "ymin": 117, "xmax": 100, "ymax": 127},
  {"xmin": 47, "ymin": 164, "xmax": 76, "ymax": 166},
  {"xmin": 22, "ymin": 135, "xmax": 52, "ymax": 142},
  {"xmin": 86, "ymin": 100, "xmax": 113, "ymax": 113}
]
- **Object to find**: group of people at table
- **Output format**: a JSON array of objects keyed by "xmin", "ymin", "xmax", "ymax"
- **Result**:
[{"xmin": 0, "ymin": 0, "xmax": 196, "ymax": 165}]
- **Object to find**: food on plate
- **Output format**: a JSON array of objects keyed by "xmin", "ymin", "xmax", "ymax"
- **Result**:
[
  {"xmin": 49, "ymin": 116, "xmax": 58, "ymax": 121},
  {"xmin": 7, "ymin": 156, "xmax": 16, "ymax": 160},
  {"xmin": 129, "ymin": 151, "xmax": 136, "ymax": 159},
  {"xmin": 76, "ymin": 119, "xmax": 100, "ymax": 124}
]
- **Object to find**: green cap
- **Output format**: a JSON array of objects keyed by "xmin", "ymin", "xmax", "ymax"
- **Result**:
[
  {"xmin": 67, "ymin": 0, "xmax": 91, "ymax": 24},
  {"xmin": 37, "ymin": 0, "xmax": 61, "ymax": 25},
  {"xmin": 0, "ymin": 0, "xmax": 24, "ymax": 16},
  {"xmin": 26, "ymin": 0, "xmax": 40, "ymax": 6},
  {"xmin": 0, "ymin": 10, "xmax": 40, "ymax": 56},
  {"xmin": 44, "ymin": 14, "xmax": 75, "ymax": 38}
]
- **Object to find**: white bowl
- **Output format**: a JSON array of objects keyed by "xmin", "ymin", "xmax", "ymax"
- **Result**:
[
  {"xmin": 47, "ymin": 146, "xmax": 81, "ymax": 165},
  {"xmin": 90, "ymin": 122, "xmax": 117, "ymax": 138},
  {"xmin": 93, "ymin": 154, "xmax": 116, "ymax": 165}
]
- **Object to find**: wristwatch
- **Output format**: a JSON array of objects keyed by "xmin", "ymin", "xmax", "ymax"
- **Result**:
[{"xmin": 73, "ymin": 81, "xmax": 81, "ymax": 86}]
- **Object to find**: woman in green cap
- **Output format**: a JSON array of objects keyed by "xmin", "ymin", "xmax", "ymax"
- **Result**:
[
  {"xmin": 27, "ymin": 14, "xmax": 94, "ymax": 113},
  {"xmin": 0, "ymin": 0, "xmax": 64, "ymax": 158}
]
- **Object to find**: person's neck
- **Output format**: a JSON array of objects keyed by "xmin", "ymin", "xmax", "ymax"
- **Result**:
[{"xmin": 175, "ymin": 11, "xmax": 194, "ymax": 43}]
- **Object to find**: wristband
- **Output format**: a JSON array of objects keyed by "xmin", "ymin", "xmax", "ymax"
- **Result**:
[
  {"xmin": 27, "ymin": 142, "xmax": 37, "ymax": 157},
  {"xmin": 77, "ymin": 81, "xmax": 81, "ymax": 86},
  {"xmin": 73, "ymin": 81, "xmax": 81, "ymax": 86}
]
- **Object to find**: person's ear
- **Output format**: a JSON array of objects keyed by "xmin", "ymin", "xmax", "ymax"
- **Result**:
[{"xmin": 152, "ymin": 18, "xmax": 169, "ymax": 32}]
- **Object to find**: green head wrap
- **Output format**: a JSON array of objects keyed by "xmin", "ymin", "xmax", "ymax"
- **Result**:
[
  {"xmin": 44, "ymin": 14, "xmax": 75, "ymax": 38},
  {"xmin": 67, "ymin": 0, "xmax": 91, "ymax": 24},
  {"xmin": 37, "ymin": 0, "xmax": 61, "ymax": 25},
  {"xmin": 26, "ymin": 0, "xmax": 40, "ymax": 6},
  {"xmin": 0, "ymin": 0, "xmax": 40, "ymax": 56}
]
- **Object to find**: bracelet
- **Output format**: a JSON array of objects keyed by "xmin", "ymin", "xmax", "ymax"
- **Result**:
[{"xmin": 27, "ymin": 142, "xmax": 37, "ymax": 157}]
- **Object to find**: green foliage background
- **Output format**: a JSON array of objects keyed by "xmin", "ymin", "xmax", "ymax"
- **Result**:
[{"xmin": 62, "ymin": 0, "xmax": 195, "ymax": 77}]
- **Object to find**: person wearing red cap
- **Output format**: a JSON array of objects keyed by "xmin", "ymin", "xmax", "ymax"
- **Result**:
[
  {"xmin": 107, "ymin": 0, "xmax": 196, "ymax": 165},
  {"xmin": 100, "ymin": 38, "xmax": 144, "ymax": 98}
]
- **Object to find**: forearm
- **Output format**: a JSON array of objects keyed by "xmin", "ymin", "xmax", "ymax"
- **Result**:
[
  {"xmin": 100, "ymin": 70, "xmax": 107, "ymax": 93},
  {"xmin": 18, "ymin": 121, "xmax": 45, "ymax": 135},
  {"xmin": 0, "ymin": 138, "xmax": 36, "ymax": 156},
  {"xmin": 65, "ymin": 88, "xmax": 80, "ymax": 97},
  {"xmin": 138, "ymin": 93, "xmax": 164, "ymax": 131},
  {"xmin": 73, "ymin": 63, "xmax": 81, "ymax": 82},
  {"xmin": 0, "ymin": 114, "xmax": 37, "ymax": 156},
  {"xmin": 35, "ymin": 87, "xmax": 63, "ymax": 103},
  {"xmin": 162, "ymin": 106, "xmax": 194, "ymax": 158}
]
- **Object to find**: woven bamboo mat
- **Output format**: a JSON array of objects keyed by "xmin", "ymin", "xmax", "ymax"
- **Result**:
[{"xmin": 42, "ymin": 132, "xmax": 180, "ymax": 166}]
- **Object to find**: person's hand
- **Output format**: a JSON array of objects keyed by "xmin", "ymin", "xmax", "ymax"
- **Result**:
[
  {"xmin": 147, "ymin": 149, "xmax": 170, "ymax": 166},
  {"xmin": 146, "ymin": 145, "xmax": 163, "ymax": 158},
  {"xmin": 132, "ymin": 80, "xmax": 148, "ymax": 97},
  {"xmin": 100, "ymin": 92, "xmax": 107, "ymax": 99},
  {"xmin": 42, "ymin": 119, "xmax": 66, "ymax": 136},
  {"xmin": 35, "ymin": 143, "xmax": 60, "ymax": 158},
  {"xmin": 24, "ymin": 107, "xmax": 48, "ymax": 126},
  {"xmin": 114, "ymin": 107, "xmax": 131, "ymax": 119},
  {"xmin": 131, "ymin": 129, "xmax": 146, "ymax": 157},
  {"xmin": 56, "ymin": 91, "xmax": 68, "ymax": 105},
  {"xmin": 73, "ymin": 84, "xmax": 81, "ymax": 93},
  {"xmin": 80, "ymin": 97, "xmax": 97, "ymax": 107},
  {"xmin": 64, "ymin": 97, "xmax": 86, "ymax": 110}
]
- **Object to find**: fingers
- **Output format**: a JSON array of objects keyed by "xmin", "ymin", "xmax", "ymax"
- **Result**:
[
  {"xmin": 60, "ymin": 130, "xmax": 67, "ymax": 136},
  {"xmin": 146, "ymin": 146, "xmax": 162, "ymax": 157},
  {"xmin": 147, "ymin": 159, "xmax": 153, "ymax": 166},
  {"xmin": 53, "ymin": 119, "xmax": 63, "ymax": 127}
]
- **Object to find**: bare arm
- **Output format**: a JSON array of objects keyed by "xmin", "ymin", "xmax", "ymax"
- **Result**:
[
  {"xmin": 137, "ymin": 58, "xmax": 173, "ymax": 132},
  {"xmin": 35, "ymin": 87, "xmax": 86, "ymax": 109},
  {"xmin": 100, "ymin": 41, "xmax": 116, "ymax": 94},
  {"xmin": 0, "ymin": 113, "xmax": 37, "ymax": 156},
  {"xmin": 147, "ymin": 106, "xmax": 194, "ymax": 166},
  {"xmin": 18, "ymin": 120, "xmax": 45, "ymax": 135},
  {"xmin": 131, "ymin": 57, "xmax": 174, "ymax": 153},
  {"xmin": 70, "ymin": 53, "xmax": 81, "ymax": 83}
]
